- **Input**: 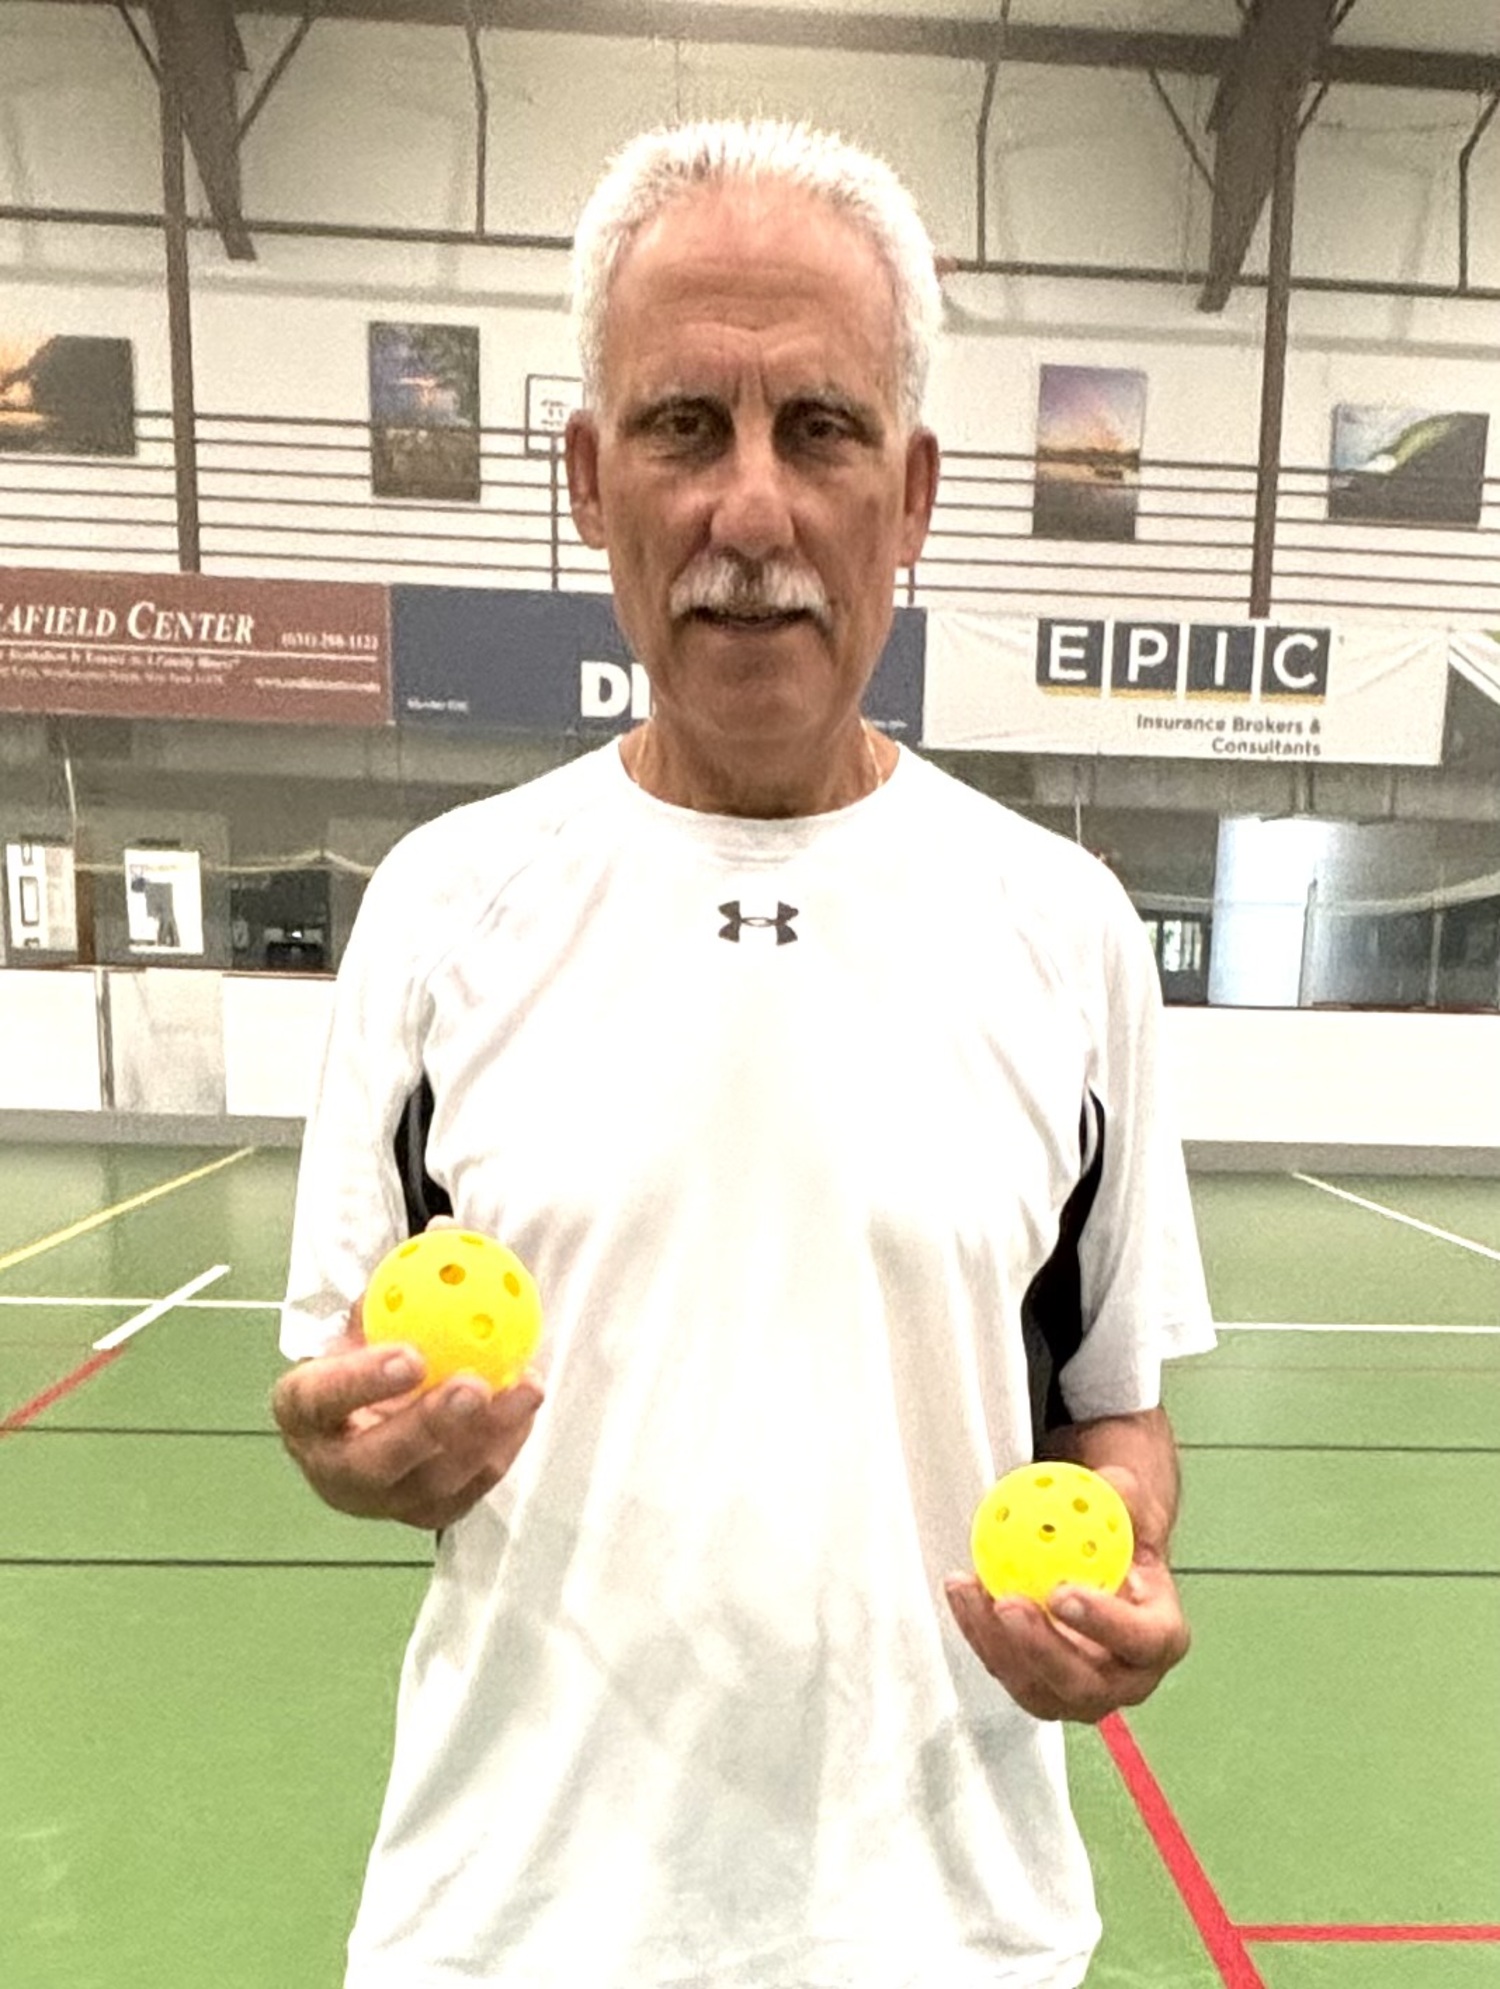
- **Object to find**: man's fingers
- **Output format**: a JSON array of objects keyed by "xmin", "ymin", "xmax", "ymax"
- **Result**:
[
  {"xmin": 278, "ymin": 1358, "xmax": 545, "ymax": 1526},
  {"xmin": 945, "ymin": 1573, "xmax": 1184, "ymax": 1723},
  {"xmin": 272, "ymin": 1342, "xmax": 425, "ymax": 1440},
  {"xmin": 1049, "ymin": 1577, "xmax": 1189, "ymax": 1669},
  {"xmin": 382, "ymin": 1379, "xmax": 544, "ymax": 1501}
]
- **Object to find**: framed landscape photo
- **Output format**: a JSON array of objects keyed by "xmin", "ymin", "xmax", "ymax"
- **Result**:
[
  {"xmin": 1328, "ymin": 404, "xmax": 1490, "ymax": 527},
  {"xmin": 368, "ymin": 322, "xmax": 481, "ymax": 502},
  {"xmin": 1031, "ymin": 364, "xmax": 1147, "ymax": 542},
  {"xmin": 0, "ymin": 335, "xmax": 136, "ymax": 456}
]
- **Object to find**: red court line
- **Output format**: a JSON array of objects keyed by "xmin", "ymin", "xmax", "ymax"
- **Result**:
[
  {"xmin": 0, "ymin": 1348, "xmax": 124, "ymax": 1435},
  {"xmin": 1243, "ymin": 1925, "xmax": 1500, "ymax": 1944},
  {"xmin": 1098, "ymin": 1711, "xmax": 1268, "ymax": 1989}
]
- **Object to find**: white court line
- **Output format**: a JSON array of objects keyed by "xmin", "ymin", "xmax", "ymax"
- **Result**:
[
  {"xmin": 1216, "ymin": 1319, "xmax": 1500, "ymax": 1337},
  {"xmin": 0, "ymin": 1293, "xmax": 278, "ymax": 1312},
  {"xmin": 1292, "ymin": 1172, "xmax": 1500, "ymax": 1264},
  {"xmin": 91, "ymin": 1266, "xmax": 231, "ymax": 1351}
]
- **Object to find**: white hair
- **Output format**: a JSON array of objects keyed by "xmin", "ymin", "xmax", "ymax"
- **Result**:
[{"xmin": 570, "ymin": 118, "xmax": 942, "ymax": 430}]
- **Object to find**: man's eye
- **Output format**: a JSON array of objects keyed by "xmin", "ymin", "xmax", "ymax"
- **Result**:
[
  {"xmin": 790, "ymin": 406, "xmax": 853, "ymax": 447},
  {"xmin": 654, "ymin": 405, "xmax": 715, "ymax": 445}
]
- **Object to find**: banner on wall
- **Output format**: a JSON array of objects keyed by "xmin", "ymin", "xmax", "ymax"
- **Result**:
[
  {"xmin": 923, "ymin": 611, "xmax": 1448, "ymax": 764},
  {"xmin": 391, "ymin": 586, "xmax": 927, "ymax": 739},
  {"xmin": 0, "ymin": 568, "xmax": 390, "ymax": 724}
]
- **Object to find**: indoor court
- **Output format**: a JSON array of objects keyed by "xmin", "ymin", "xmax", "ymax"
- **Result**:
[{"xmin": 1, "ymin": 1141, "xmax": 1497, "ymax": 1989}]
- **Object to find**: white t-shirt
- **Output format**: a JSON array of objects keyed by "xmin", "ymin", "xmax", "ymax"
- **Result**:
[{"xmin": 282, "ymin": 740, "xmax": 1215, "ymax": 1989}]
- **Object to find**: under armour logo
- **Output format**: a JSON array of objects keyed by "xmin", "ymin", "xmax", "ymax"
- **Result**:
[{"xmin": 719, "ymin": 899, "xmax": 799, "ymax": 945}]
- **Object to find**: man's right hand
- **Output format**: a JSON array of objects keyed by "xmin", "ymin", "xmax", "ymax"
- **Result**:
[{"xmin": 271, "ymin": 1308, "xmax": 544, "ymax": 1532}]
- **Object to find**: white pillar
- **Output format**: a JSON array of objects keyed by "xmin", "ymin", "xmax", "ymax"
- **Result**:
[{"xmin": 1208, "ymin": 816, "xmax": 1335, "ymax": 1007}]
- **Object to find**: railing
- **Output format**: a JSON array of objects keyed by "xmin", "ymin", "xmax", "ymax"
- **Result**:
[{"xmin": 3, "ymin": 411, "xmax": 1500, "ymax": 625}]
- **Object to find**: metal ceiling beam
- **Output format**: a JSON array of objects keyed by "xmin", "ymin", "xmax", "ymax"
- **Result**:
[
  {"xmin": 144, "ymin": 0, "xmax": 255, "ymax": 260},
  {"xmin": 32, "ymin": 0, "xmax": 1500, "ymax": 93},
  {"xmin": 1199, "ymin": 0, "xmax": 1335, "ymax": 312}
]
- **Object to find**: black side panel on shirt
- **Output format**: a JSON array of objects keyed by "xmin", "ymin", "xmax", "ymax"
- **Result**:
[
  {"xmin": 393, "ymin": 1072, "xmax": 453, "ymax": 1234},
  {"xmin": 1021, "ymin": 1091, "xmax": 1106, "ymax": 1447}
]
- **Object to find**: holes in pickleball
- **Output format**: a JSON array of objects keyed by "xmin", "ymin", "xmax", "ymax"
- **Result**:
[
  {"xmin": 398, "ymin": 1241, "xmax": 419, "ymax": 1259},
  {"xmin": 1039, "ymin": 1523, "xmax": 1057, "ymax": 1539},
  {"xmin": 438, "ymin": 1262, "xmax": 467, "ymax": 1286},
  {"xmin": 470, "ymin": 1313, "xmax": 495, "ymax": 1340},
  {"xmin": 383, "ymin": 1287, "xmax": 404, "ymax": 1313},
  {"xmin": 503, "ymin": 1271, "xmax": 521, "ymax": 1298},
  {"xmin": 1081, "ymin": 1541, "xmax": 1098, "ymax": 1559},
  {"xmin": 1073, "ymin": 1497, "xmax": 1089, "ymax": 1513},
  {"xmin": 1035, "ymin": 1474, "xmax": 1054, "ymax": 1489}
]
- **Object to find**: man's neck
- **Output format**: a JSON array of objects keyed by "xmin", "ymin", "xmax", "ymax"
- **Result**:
[{"xmin": 620, "ymin": 718, "xmax": 894, "ymax": 819}]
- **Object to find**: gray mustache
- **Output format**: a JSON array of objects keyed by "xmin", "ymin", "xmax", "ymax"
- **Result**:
[{"xmin": 670, "ymin": 557, "xmax": 831, "ymax": 631}]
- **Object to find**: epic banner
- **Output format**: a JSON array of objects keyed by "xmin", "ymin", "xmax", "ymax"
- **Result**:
[
  {"xmin": 0, "ymin": 567, "xmax": 389, "ymax": 724},
  {"xmin": 923, "ymin": 612, "xmax": 1448, "ymax": 764},
  {"xmin": 392, "ymin": 586, "xmax": 926, "ymax": 738}
]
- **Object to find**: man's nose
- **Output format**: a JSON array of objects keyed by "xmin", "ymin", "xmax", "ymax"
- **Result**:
[{"xmin": 707, "ymin": 431, "xmax": 796, "ymax": 561}]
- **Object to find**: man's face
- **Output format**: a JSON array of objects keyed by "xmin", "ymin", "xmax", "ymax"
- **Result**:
[{"xmin": 566, "ymin": 183, "xmax": 938, "ymax": 763}]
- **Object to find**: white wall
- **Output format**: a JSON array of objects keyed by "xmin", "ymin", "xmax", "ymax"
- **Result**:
[
  {"xmin": 2, "ymin": 967, "xmax": 1495, "ymax": 1150},
  {"xmin": 0, "ymin": 966, "xmax": 101, "ymax": 1108},
  {"xmin": 2, "ymin": 6, "xmax": 1499, "ymax": 611},
  {"xmin": 221, "ymin": 970, "xmax": 332, "ymax": 1117},
  {"xmin": 1165, "ymin": 1005, "xmax": 1500, "ymax": 1147}
]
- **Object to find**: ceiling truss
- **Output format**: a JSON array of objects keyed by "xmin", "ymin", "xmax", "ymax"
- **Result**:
[{"xmin": 17, "ymin": 1, "xmax": 1500, "ymax": 307}]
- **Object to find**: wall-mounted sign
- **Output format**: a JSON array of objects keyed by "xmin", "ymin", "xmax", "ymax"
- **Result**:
[
  {"xmin": 0, "ymin": 567, "xmax": 389, "ymax": 724},
  {"xmin": 125, "ymin": 848, "xmax": 204, "ymax": 957},
  {"xmin": 3, "ymin": 840, "xmax": 78, "ymax": 957},
  {"xmin": 924, "ymin": 613, "xmax": 1447, "ymax": 764},
  {"xmin": 525, "ymin": 375, "xmax": 583, "ymax": 456},
  {"xmin": 390, "ymin": 586, "xmax": 926, "ymax": 739}
]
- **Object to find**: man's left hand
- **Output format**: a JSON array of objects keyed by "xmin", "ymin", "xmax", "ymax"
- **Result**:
[{"xmin": 943, "ymin": 1451, "xmax": 1190, "ymax": 1722}]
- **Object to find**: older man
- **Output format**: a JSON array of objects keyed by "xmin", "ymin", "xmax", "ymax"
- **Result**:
[{"xmin": 276, "ymin": 119, "xmax": 1214, "ymax": 1989}]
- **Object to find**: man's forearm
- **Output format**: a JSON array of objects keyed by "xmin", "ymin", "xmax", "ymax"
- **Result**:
[{"xmin": 1038, "ymin": 1405, "xmax": 1181, "ymax": 1550}]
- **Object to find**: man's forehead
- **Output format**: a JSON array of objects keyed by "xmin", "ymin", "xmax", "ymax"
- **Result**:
[{"xmin": 600, "ymin": 183, "xmax": 900, "ymax": 397}]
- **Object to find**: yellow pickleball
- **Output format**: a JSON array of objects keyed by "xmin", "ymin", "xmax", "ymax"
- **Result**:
[
  {"xmin": 362, "ymin": 1229, "xmax": 542, "ymax": 1392},
  {"xmin": 971, "ymin": 1462, "xmax": 1134, "ymax": 1608}
]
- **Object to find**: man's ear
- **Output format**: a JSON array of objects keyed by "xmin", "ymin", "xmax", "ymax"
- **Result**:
[
  {"xmin": 565, "ymin": 409, "xmax": 607, "ymax": 551},
  {"xmin": 898, "ymin": 425, "xmax": 940, "ymax": 569}
]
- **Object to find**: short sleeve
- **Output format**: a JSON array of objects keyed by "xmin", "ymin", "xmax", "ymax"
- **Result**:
[
  {"xmin": 278, "ymin": 852, "xmax": 431, "ymax": 1360},
  {"xmin": 1058, "ymin": 882, "xmax": 1216, "ymax": 1422}
]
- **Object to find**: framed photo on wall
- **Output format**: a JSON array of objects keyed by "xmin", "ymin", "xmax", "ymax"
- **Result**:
[
  {"xmin": 0, "ymin": 335, "xmax": 136, "ymax": 457},
  {"xmin": 1031, "ymin": 363, "xmax": 1147, "ymax": 543},
  {"xmin": 368, "ymin": 322, "xmax": 482, "ymax": 502},
  {"xmin": 1328, "ymin": 404, "xmax": 1490, "ymax": 527}
]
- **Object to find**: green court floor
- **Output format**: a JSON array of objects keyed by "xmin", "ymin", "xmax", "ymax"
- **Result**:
[{"xmin": 1, "ymin": 1146, "xmax": 1497, "ymax": 1988}]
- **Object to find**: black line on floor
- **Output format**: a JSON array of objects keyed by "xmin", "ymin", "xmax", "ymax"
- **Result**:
[
  {"xmin": 0, "ymin": 1424, "xmax": 278, "ymax": 1438},
  {"xmin": 1176, "ymin": 1565, "xmax": 1500, "ymax": 1579},
  {"xmin": 1177, "ymin": 1440, "xmax": 1500, "ymax": 1456},
  {"xmin": 0, "ymin": 1556, "xmax": 432, "ymax": 1570}
]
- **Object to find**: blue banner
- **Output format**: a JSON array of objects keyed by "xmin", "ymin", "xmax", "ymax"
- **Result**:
[{"xmin": 391, "ymin": 586, "xmax": 925, "ymax": 739}]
